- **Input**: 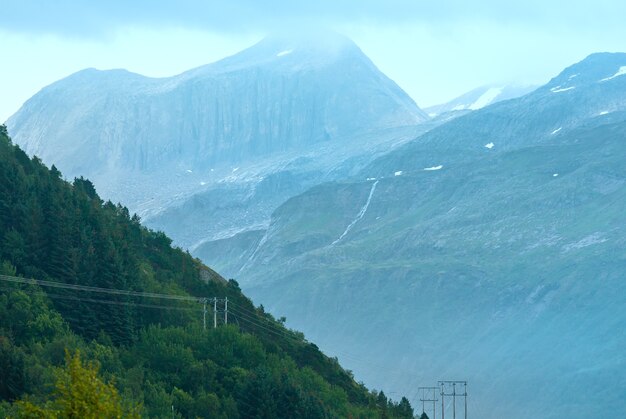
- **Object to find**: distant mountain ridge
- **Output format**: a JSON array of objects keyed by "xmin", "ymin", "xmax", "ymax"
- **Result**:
[{"xmin": 424, "ymin": 84, "xmax": 537, "ymax": 116}]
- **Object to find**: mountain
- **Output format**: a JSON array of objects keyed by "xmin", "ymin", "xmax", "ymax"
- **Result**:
[
  {"xmin": 8, "ymin": 33, "xmax": 427, "ymax": 176},
  {"xmin": 199, "ymin": 53, "xmax": 626, "ymax": 418},
  {"xmin": 0, "ymin": 125, "xmax": 416, "ymax": 418},
  {"xmin": 424, "ymin": 84, "xmax": 537, "ymax": 116},
  {"xmin": 6, "ymin": 33, "xmax": 428, "ymax": 240},
  {"xmin": 6, "ymin": 32, "xmax": 433, "ymax": 252}
]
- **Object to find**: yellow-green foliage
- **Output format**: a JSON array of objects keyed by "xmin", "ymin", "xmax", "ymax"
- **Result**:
[{"xmin": 14, "ymin": 350, "xmax": 140, "ymax": 419}]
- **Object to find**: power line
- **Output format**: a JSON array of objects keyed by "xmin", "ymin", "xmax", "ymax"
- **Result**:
[
  {"xmin": 438, "ymin": 381, "xmax": 467, "ymax": 419},
  {"xmin": 229, "ymin": 303, "xmax": 427, "ymax": 411},
  {"xmin": 0, "ymin": 283, "xmax": 315, "ymax": 414},
  {"xmin": 0, "ymin": 274, "xmax": 212, "ymax": 302},
  {"xmin": 0, "ymin": 275, "xmax": 281, "ymax": 334},
  {"xmin": 228, "ymin": 303, "xmax": 296, "ymax": 331},
  {"xmin": 419, "ymin": 386, "xmax": 439, "ymax": 419},
  {"xmin": 230, "ymin": 302, "xmax": 428, "ymax": 406},
  {"xmin": 0, "ymin": 276, "xmax": 287, "ymax": 337},
  {"xmin": 0, "ymin": 285, "xmax": 199, "ymax": 312},
  {"xmin": 1, "ymin": 275, "xmax": 433, "ymax": 413},
  {"xmin": 227, "ymin": 305, "xmax": 303, "ymax": 342},
  {"xmin": 0, "ymin": 274, "xmax": 226, "ymax": 330}
]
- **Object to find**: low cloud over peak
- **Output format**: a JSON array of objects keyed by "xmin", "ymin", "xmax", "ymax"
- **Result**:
[{"xmin": 2, "ymin": 0, "xmax": 626, "ymax": 38}]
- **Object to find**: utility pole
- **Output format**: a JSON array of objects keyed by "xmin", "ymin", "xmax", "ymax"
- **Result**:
[
  {"xmin": 224, "ymin": 297, "xmax": 228, "ymax": 325},
  {"xmin": 464, "ymin": 382, "xmax": 467, "ymax": 419},
  {"xmin": 202, "ymin": 298, "xmax": 207, "ymax": 330},
  {"xmin": 418, "ymin": 386, "xmax": 438, "ymax": 419},
  {"xmin": 438, "ymin": 381, "xmax": 467, "ymax": 419},
  {"xmin": 441, "ymin": 383, "xmax": 445, "ymax": 419},
  {"xmin": 213, "ymin": 297, "xmax": 217, "ymax": 329},
  {"xmin": 453, "ymin": 382, "xmax": 456, "ymax": 419}
]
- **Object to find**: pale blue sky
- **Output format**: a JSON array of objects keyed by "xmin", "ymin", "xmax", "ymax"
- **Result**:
[{"xmin": 2, "ymin": 1, "xmax": 626, "ymax": 122}]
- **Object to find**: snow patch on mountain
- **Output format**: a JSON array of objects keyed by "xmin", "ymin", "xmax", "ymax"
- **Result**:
[
  {"xmin": 600, "ymin": 66, "xmax": 626, "ymax": 82},
  {"xmin": 424, "ymin": 165, "xmax": 443, "ymax": 171},
  {"xmin": 469, "ymin": 87, "xmax": 503, "ymax": 110},
  {"xmin": 551, "ymin": 86, "xmax": 576, "ymax": 93},
  {"xmin": 425, "ymin": 84, "xmax": 537, "ymax": 116},
  {"xmin": 444, "ymin": 88, "xmax": 502, "ymax": 112},
  {"xmin": 551, "ymin": 127, "xmax": 562, "ymax": 135},
  {"xmin": 485, "ymin": 142, "xmax": 495, "ymax": 149},
  {"xmin": 277, "ymin": 49, "xmax": 293, "ymax": 57}
]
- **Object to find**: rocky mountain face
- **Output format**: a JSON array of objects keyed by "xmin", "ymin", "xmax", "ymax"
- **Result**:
[
  {"xmin": 199, "ymin": 53, "xmax": 626, "ymax": 418},
  {"xmin": 6, "ymin": 33, "xmax": 429, "ymax": 248},
  {"xmin": 8, "ymin": 33, "xmax": 426, "ymax": 177}
]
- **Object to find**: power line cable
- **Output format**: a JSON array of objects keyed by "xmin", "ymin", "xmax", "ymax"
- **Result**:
[
  {"xmin": 0, "ymin": 285, "xmax": 200, "ymax": 312},
  {"xmin": 230, "ymin": 302, "xmax": 423, "ymax": 407},
  {"xmin": 1, "ymin": 275, "xmax": 424, "ymax": 410},
  {"xmin": 227, "ymin": 306, "xmax": 303, "ymax": 343},
  {"xmin": 0, "ymin": 274, "xmax": 214, "ymax": 302}
]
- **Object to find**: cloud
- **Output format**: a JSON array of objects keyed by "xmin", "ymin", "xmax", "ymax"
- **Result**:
[{"xmin": 2, "ymin": 0, "xmax": 626, "ymax": 38}]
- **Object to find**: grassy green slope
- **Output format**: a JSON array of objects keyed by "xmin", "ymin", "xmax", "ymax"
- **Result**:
[{"xmin": 227, "ymin": 118, "xmax": 626, "ymax": 418}]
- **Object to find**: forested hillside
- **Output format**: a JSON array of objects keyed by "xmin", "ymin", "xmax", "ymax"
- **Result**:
[{"xmin": 0, "ymin": 124, "xmax": 414, "ymax": 418}]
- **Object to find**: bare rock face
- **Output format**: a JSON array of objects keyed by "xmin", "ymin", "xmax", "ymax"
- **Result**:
[{"xmin": 6, "ymin": 33, "xmax": 427, "ymax": 182}]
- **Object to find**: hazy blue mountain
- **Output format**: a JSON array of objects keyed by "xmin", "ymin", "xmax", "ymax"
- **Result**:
[
  {"xmin": 6, "ymin": 33, "xmax": 429, "ymax": 248},
  {"xmin": 8, "ymin": 33, "xmax": 426, "ymax": 178},
  {"xmin": 424, "ymin": 84, "xmax": 537, "ymax": 116},
  {"xmin": 199, "ymin": 53, "xmax": 626, "ymax": 418}
]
